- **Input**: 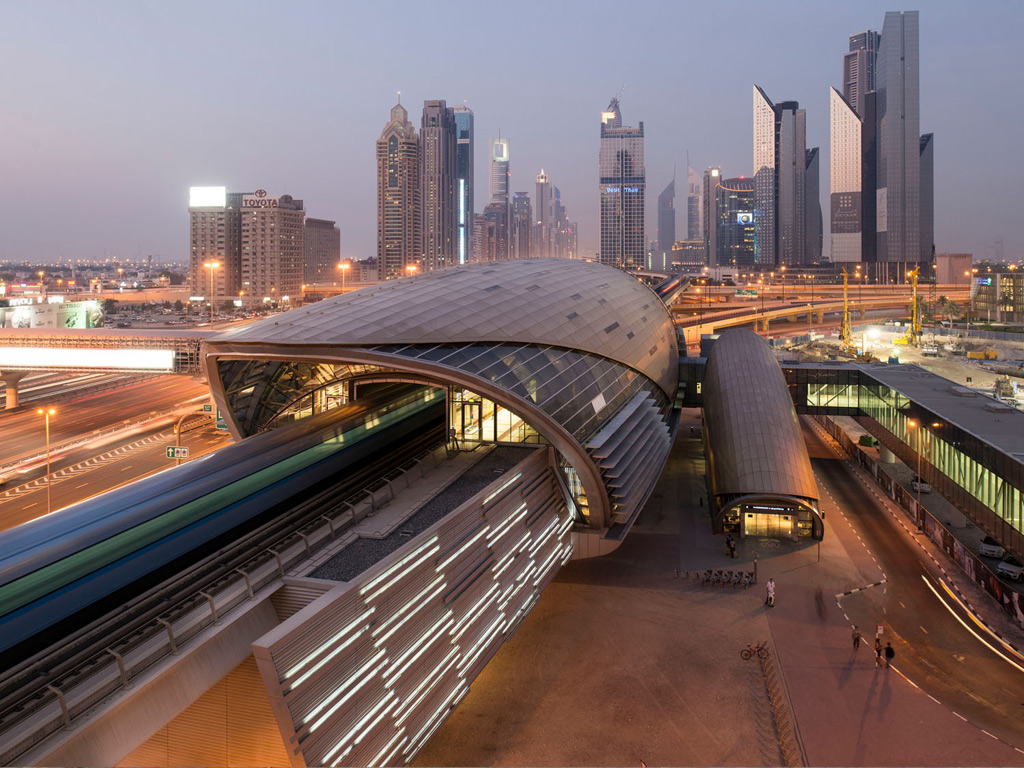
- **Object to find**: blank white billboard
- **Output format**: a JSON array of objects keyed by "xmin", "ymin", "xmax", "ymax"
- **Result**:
[
  {"xmin": 189, "ymin": 186, "xmax": 227, "ymax": 207},
  {"xmin": 0, "ymin": 347, "xmax": 174, "ymax": 370}
]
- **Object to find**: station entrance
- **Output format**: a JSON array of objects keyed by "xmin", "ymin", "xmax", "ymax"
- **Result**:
[{"xmin": 721, "ymin": 500, "xmax": 821, "ymax": 540}]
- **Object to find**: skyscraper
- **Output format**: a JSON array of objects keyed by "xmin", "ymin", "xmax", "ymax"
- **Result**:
[
  {"xmin": 480, "ymin": 202, "xmax": 510, "ymax": 261},
  {"xmin": 716, "ymin": 177, "xmax": 756, "ymax": 269},
  {"xmin": 753, "ymin": 86, "xmax": 807, "ymax": 266},
  {"xmin": 702, "ymin": 167, "xmax": 722, "ymax": 266},
  {"xmin": 920, "ymin": 133, "xmax": 934, "ymax": 264},
  {"xmin": 843, "ymin": 30, "xmax": 880, "ymax": 118},
  {"xmin": 687, "ymin": 165, "xmax": 703, "ymax": 241},
  {"xmin": 535, "ymin": 168, "xmax": 554, "ymax": 259},
  {"xmin": 376, "ymin": 99, "xmax": 420, "ymax": 281},
  {"xmin": 303, "ymin": 218, "xmax": 340, "ymax": 284},
  {"xmin": 452, "ymin": 105, "xmax": 474, "ymax": 266},
  {"xmin": 512, "ymin": 192, "xmax": 532, "ymax": 259},
  {"xmin": 420, "ymin": 100, "xmax": 457, "ymax": 272},
  {"xmin": 657, "ymin": 177, "xmax": 676, "ymax": 266},
  {"xmin": 875, "ymin": 10, "xmax": 920, "ymax": 277},
  {"xmin": 805, "ymin": 148, "xmax": 822, "ymax": 263},
  {"xmin": 829, "ymin": 87, "xmax": 864, "ymax": 264},
  {"xmin": 489, "ymin": 134, "xmax": 510, "ymax": 206},
  {"xmin": 599, "ymin": 98, "xmax": 645, "ymax": 269}
]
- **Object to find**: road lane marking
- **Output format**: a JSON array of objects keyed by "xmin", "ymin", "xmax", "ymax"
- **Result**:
[
  {"xmin": 953, "ymin": 712, "xmax": 967, "ymax": 721},
  {"xmin": 920, "ymin": 626, "xmax": 928, "ymax": 634}
]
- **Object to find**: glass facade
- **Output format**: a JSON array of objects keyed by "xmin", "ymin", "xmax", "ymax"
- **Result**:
[
  {"xmin": 716, "ymin": 178, "xmax": 756, "ymax": 269},
  {"xmin": 786, "ymin": 365, "xmax": 1024, "ymax": 555},
  {"xmin": 599, "ymin": 98, "xmax": 646, "ymax": 270}
]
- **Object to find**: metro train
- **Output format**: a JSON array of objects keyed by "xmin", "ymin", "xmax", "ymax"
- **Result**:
[{"xmin": 0, "ymin": 384, "xmax": 444, "ymax": 656}]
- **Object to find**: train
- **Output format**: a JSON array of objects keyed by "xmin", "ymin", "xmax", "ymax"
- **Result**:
[{"xmin": 0, "ymin": 383, "xmax": 444, "ymax": 657}]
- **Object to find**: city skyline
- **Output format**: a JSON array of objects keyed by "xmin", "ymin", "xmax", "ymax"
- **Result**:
[{"xmin": 1, "ymin": 1, "xmax": 1020, "ymax": 265}]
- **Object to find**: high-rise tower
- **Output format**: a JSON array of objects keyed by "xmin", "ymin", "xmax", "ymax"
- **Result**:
[
  {"xmin": 687, "ymin": 165, "xmax": 703, "ymax": 241},
  {"xmin": 599, "ymin": 98, "xmax": 645, "ymax": 269},
  {"xmin": 452, "ymin": 105, "xmax": 474, "ymax": 265},
  {"xmin": 535, "ymin": 168, "xmax": 554, "ymax": 259},
  {"xmin": 420, "ymin": 100, "xmax": 457, "ymax": 272},
  {"xmin": 512, "ymin": 192, "xmax": 532, "ymax": 259},
  {"xmin": 376, "ymin": 99, "xmax": 420, "ymax": 281},
  {"xmin": 753, "ymin": 86, "xmax": 807, "ymax": 266},
  {"xmin": 805, "ymin": 148, "xmax": 822, "ymax": 263},
  {"xmin": 843, "ymin": 30, "xmax": 880, "ymax": 118},
  {"xmin": 829, "ymin": 87, "xmax": 865, "ymax": 265},
  {"xmin": 489, "ymin": 135, "xmax": 510, "ymax": 206},
  {"xmin": 875, "ymin": 10, "xmax": 921, "ymax": 277},
  {"xmin": 657, "ymin": 177, "xmax": 676, "ymax": 267}
]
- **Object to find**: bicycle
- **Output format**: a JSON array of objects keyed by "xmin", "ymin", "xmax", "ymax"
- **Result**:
[{"xmin": 740, "ymin": 641, "xmax": 770, "ymax": 660}]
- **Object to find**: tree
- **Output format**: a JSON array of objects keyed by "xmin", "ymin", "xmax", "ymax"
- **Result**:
[
  {"xmin": 103, "ymin": 298, "xmax": 119, "ymax": 313},
  {"xmin": 174, "ymin": 300, "xmax": 183, "ymax": 312}
]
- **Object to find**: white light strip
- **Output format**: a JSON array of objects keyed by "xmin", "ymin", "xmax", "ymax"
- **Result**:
[
  {"xmin": 306, "ymin": 649, "xmax": 386, "ymax": 730},
  {"xmin": 394, "ymin": 649, "xmax": 461, "ymax": 725},
  {"xmin": 482, "ymin": 473, "xmax": 522, "ymax": 506},
  {"xmin": 361, "ymin": 537, "xmax": 439, "ymax": 594},
  {"xmin": 352, "ymin": 695, "xmax": 398, "ymax": 746},
  {"xmin": 369, "ymin": 731, "xmax": 407, "ymax": 768},
  {"xmin": 487, "ymin": 503, "xmax": 529, "ymax": 547},
  {"xmin": 285, "ymin": 608, "xmax": 375, "ymax": 683},
  {"xmin": 528, "ymin": 518, "xmax": 560, "ymax": 557},
  {"xmin": 387, "ymin": 613, "xmax": 454, "ymax": 685},
  {"xmin": 490, "ymin": 550, "xmax": 518, "ymax": 583},
  {"xmin": 450, "ymin": 582, "xmax": 501, "ymax": 640},
  {"xmin": 375, "ymin": 579, "xmax": 447, "ymax": 647},
  {"xmin": 459, "ymin": 615, "xmax": 505, "ymax": 674},
  {"xmin": 408, "ymin": 682, "xmax": 467, "ymax": 756},
  {"xmin": 0, "ymin": 347, "xmax": 175, "ymax": 371},
  {"xmin": 534, "ymin": 547, "xmax": 563, "ymax": 586},
  {"xmin": 323, "ymin": 690, "xmax": 396, "ymax": 762},
  {"xmin": 362, "ymin": 544, "xmax": 441, "ymax": 603},
  {"xmin": 437, "ymin": 525, "xmax": 491, "ymax": 571}
]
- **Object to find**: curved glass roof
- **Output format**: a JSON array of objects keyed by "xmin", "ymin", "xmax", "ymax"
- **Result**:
[
  {"xmin": 213, "ymin": 258, "xmax": 678, "ymax": 398},
  {"xmin": 702, "ymin": 329, "xmax": 818, "ymax": 503}
]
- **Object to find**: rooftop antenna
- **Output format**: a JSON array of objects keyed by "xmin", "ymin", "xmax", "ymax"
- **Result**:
[{"xmin": 397, "ymin": 90, "xmax": 401, "ymax": 105}]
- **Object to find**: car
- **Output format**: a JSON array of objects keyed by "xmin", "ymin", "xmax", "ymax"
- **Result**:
[
  {"xmin": 979, "ymin": 536, "xmax": 1006, "ymax": 559},
  {"xmin": 0, "ymin": 475, "xmax": 7, "ymax": 487},
  {"xmin": 911, "ymin": 475, "xmax": 931, "ymax": 493},
  {"xmin": 997, "ymin": 556, "xmax": 1024, "ymax": 582}
]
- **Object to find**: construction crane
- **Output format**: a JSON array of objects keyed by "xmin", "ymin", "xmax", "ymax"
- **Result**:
[
  {"xmin": 839, "ymin": 268, "xmax": 853, "ymax": 353},
  {"xmin": 904, "ymin": 266, "xmax": 921, "ymax": 345}
]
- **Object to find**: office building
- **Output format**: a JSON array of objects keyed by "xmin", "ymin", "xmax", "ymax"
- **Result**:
[
  {"xmin": 843, "ymin": 30, "xmax": 880, "ymax": 118},
  {"xmin": 935, "ymin": 253, "xmax": 972, "ymax": 286},
  {"xmin": 512, "ymin": 192, "xmax": 532, "ymax": 259},
  {"xmin": 672, "ymin": 239, "xmax": 705, "ymax": 270},
  {"xmin": 657, "ymin": 177, "xmax": 676, "ymax": 267},
  {"xmin": 716, "ymin": 177, "xmax": 756, "ymax": 269},
  {"xmin": 535, "ymin": 168, "xmax": 555, "ymax": 258},
  {"xmin": 376, "ymin": 99, "xmax": 420, "ymax": 281},
  {"xmin": 239, "ymin": 192, "xmax": 305, "ymax": 301},
  {"xmin": 489, "ymin": 135, "xmax": 510, "ymax": 207},
  {"xmin": 875, "ymin": 10, "xmax": 921, "ymax": 277},
  {"xmin": 687, "ymin": 165, "xmax": 703, "ymax": 240},
  {"xmin": 420, "ymin": 100, "xmax": 457, "ymax": 272},
  {"xmin": 920, "ymin": 133, "xmax": 934, "ymax": 264},
  {"xmin": 753, "ymin": 86, "xmax": 807, "ymax": 266},
  {"xmin": 188, "ymin": 186, "xmax": 241, "ymax": 299},
  {"xmin": 480, "ymin": 202, "xmax": 510, "ymax": 261},
  {"xmin": 303, "ymin": 218, "xmax": 340, "ymax": 284},
  {"xmin": 452, "ymin": 105, "xmax": 474, "ymax": 265},
  {"xmin": 599, "ymin": 98, "xmax": 646, "ymax": 269},
  {"xmin": 702, "ymin": 167, "xmax": 722, "ymax": 266},
  {"xmin": 829, "ymin": 87, "xmax": 864, "ymax": 265},
  {"xmin": 805, "ymin": 148, "xmax": 822, "ymax": 263}
]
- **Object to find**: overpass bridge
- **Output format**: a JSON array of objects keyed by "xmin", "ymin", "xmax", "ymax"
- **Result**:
[{"xmin": 0, "ymin": 328, "xmax": 211, "ymax": 407}]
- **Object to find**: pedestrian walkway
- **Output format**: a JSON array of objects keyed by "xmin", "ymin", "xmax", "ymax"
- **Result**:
[{"xmin": 415, "ymin": 408, "xmax": 1024, "ymax": 767}]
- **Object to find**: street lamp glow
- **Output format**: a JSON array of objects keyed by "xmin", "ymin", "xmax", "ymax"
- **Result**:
[
  {"xmin": 37, "ymin": 408, "xmax": 56, "ymax": 515},
  {"xmin": 338, "ymin": 261, "xmax": 350, "ymax": 293},
  {"xmin": 203, "ymin": 261, "xmax": 220, "ymax": 325}
]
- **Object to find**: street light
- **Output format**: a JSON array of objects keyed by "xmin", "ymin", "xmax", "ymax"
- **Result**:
[
  {"xmin": 203, "ymin": 261, "xmax": 220, "ymax": 325},
  {"xmin": 339, "ymin": 260, "xmax": 350, "ymax": 293},
  {"xmin": 406, "ymin": 264, "xmax": 418, "ymax": 277},
  {"xmin": 37, "ymin": 408, "xmax": 56, "ymax": 515}
]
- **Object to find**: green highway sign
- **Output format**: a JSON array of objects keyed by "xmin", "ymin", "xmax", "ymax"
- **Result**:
[
  {"xmin": 202, "ymin": 404, "xmax": 213, "ymax": 412},
  {"xmin": 166, "ymin": 446, "xmax": 189, "ymax": 460}
]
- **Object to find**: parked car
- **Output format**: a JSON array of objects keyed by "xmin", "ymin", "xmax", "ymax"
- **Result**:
[
  {"xmin": 997, "ymin": 556, "xmax": 1024, "ymax": 582},
  {"xmin": 911, "ymin": 475, "xmax": 931, "ymax": 493},
  {"xmin": 979, "ymin": 536, "xmax": 1006, "ymax": 559}
]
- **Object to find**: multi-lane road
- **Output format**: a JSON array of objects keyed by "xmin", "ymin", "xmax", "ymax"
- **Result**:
[{"xmin": 802, "ymin": 417, "xmax": 1024, "ymax": 750}]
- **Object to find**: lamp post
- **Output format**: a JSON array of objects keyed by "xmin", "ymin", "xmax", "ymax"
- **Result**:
[
  {"xmin": 780, "ymin": 265, "xmax": 786, "ymax": 303},
  {"xmin": 203, "ymin": 260, "xmax": 219, "ymax": 325},
  {"xmin": 339, "ymin": 261, "xmax": 350, "ymax": 293},
  {"xmin": 37, "ymin": 408, "xmax": 56, "ymax": 514}
]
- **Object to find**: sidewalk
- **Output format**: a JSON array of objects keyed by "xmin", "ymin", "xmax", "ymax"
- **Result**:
[{"xmin": 416, "ymin": 410, "xmax": 1024, "ymax": 767}]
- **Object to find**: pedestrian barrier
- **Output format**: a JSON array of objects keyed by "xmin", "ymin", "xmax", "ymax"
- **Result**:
[{"xmin": 758, "ymin": 650, "xmax": 805, "ymax": 766}]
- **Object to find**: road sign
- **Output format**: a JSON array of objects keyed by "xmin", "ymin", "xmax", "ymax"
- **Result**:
[
  {"xmin": 202, "ymin": 404, "xmax": 213, "ymax": 412},
  {"xmin": 215, "ymin": 407, "xmax": 227, "ymax": 430},
  {"xmin": 166, "ymin": 446, "xmax": 189, "ymax": 460}
]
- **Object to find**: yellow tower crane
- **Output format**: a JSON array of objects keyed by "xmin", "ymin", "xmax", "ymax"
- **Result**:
[{"xmin": 840, "ymin": 267, "xmax": 853, "ymax": 353}]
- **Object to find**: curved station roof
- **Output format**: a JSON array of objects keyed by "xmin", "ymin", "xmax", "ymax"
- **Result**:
[
  {"xmin": 702, "ymin": 329, "xmax": 819, "ymax": 522},
  {"xmin": 203, "ymin": 259, "xmax": 679, "ymax": 536}
]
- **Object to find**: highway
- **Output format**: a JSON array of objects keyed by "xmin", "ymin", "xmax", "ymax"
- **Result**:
[{"xmin": 802, "ymin": 417, "xmax": 1024, "ymax": 749}]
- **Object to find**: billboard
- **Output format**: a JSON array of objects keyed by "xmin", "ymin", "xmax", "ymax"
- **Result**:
[
  {"xmin": 242, "ymin": 189, "xmax": 279, "ymax": 208},
  {"xmin": 736, "ymin": 212, "xmax": 754, "ymax": 225},
  {"xmin": 0, "ymin": 300, "xmax": 103, "ymax": 329},
  {"xmin": 189, "ymin": 186, "xmax": 227, "ymax": 207}
]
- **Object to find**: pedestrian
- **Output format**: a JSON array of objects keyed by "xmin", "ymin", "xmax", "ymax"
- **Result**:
[
  {"xmin": 851, "ymin": 626, "xmax": 861, "ymax": 650},
  {"xmin": 765, "ymin": 578, "xmax": 776, "ymax": 607},
  {"xmin": 726, "ymin": 534, "xmax": 736, "ymax": 558},
  {"xmin": 884, "ymin": 642, "xmax": 895, "ymax": 668},
  {"xmin": 874, "ymin": 637, "xmax": 883, "ymax": 668}
]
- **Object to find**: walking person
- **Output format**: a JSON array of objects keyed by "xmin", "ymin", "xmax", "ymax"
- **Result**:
[
  {"xmin": 874, "ymin": 637, "xmax": 883, "ymax": 668},
  {"xmin": 765, "ymin": 578, "xmax": 776, "ymax": 607},
  {"xmin": 884, "ymin": 642, "xmax": 895, "ymax": 668},
  {"xmin": 851, "ymin": 626, "xmax": 862, "ymax": 651},
  {"xmin": 726, "ymin": 534, "xmax": 736, "ymax": 559}
]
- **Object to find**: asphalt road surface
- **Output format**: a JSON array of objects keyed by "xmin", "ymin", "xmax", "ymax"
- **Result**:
[{"xmin": 802, "ymin": 417, "xmax": 1024, "ymax": 750}]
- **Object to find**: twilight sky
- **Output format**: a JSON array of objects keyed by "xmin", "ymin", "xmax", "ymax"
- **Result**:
[{"xmin": 1, "ymin": 1, "xmax": 1021, "ymax": 266}]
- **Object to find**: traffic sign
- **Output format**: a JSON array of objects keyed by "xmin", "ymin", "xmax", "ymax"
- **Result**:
[
  {"xmin": 202, "ymin": 404, "xmax": 213, "ymax": 412},
  {"xmin": 215, "ymin": 407, "xmax": 227, "ymax": 430},
  {"xmin": 166, "ymin": 446, "xmax": 189, "ymax": 460}
]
